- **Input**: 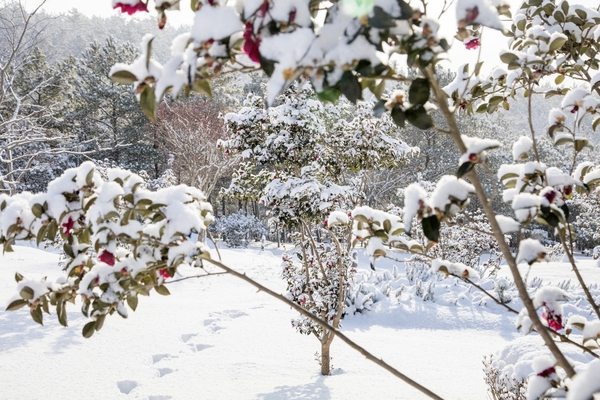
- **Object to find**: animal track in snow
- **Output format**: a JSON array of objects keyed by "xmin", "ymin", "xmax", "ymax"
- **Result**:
[{"xmin": 117, "ymin": 380, "xmax": 138, "ymax": 395}]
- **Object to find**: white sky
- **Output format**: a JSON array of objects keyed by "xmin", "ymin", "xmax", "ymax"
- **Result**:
[{"xmin": 37, "ymin": 0, "xmax": 599, "ymax": 74}]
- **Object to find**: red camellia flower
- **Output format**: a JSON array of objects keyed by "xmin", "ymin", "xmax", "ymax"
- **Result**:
[
  {"xmin": 465, "ymin": 37, "xmax": 480, "ymax": 50},
  {"xmin": 61, "ymin": 216, "xmax": 74, "ymax": 237},
  {"xmin": 159, "ymin": 269, "xmax": 170, "ymax": 279},
  {"xmin": 113, "ymin": 1, "xmax": 148, "ymax": 16},
  {"xmin": 243, "ymin": 22, "xmax": 261, "ymax": 63},
  {"xmin": 99, "ymin": 250, "xmax": 116, "ymax": 266},
  {"xmin": 537, "ymin": 366, "xmax": 556, "ymax": 378},
  {"xmin": 542, "ymin": 305, "xmax": 563, "ymax": 331}
]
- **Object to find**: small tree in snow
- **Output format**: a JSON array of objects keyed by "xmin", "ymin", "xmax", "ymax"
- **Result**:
[{"xmin": 219, "ymin": 84, "xmax": 415, "ymax": 374}]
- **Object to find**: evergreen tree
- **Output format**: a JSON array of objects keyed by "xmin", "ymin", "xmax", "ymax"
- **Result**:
[{"xmin": 68, "ymin": 37, "xmax": 159, "ymax": 171}]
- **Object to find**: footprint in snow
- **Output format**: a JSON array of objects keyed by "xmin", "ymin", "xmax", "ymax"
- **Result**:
[
  {"xmin": 152, "ymin": 354, "xmax": 174, "ymax": 364},
  {"xmin": 117, "ymin": 380, "xmax": 138, "ymax": 395},
  {"xmin": 157, "ymin": 368, "xmax": 174, "ymax": 377},
  {"xmin": 180, "ymin": 333, "xmax": 197, "ymax": 343}
]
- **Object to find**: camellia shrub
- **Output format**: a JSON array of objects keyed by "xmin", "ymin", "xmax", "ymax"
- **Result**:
[{"xmin": 2, "ymin": 162, "xmax": 213, "ymax": 337}]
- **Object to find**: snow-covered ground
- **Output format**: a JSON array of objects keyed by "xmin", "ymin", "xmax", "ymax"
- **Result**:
[{"xmin": 1, "ymin": 242, "xmax": 598, "ymax": 399}]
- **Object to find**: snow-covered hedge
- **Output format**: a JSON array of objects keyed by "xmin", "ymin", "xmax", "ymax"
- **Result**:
[{"xmin": 209, "ymin": 211, "xmax": 267, "ymax": 248}]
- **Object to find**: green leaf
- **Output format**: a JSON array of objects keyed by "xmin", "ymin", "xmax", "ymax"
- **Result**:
[
  {"xmin": 139, "ymin": 85, "xmax": 157, "ymax": 123},
  {"xmin": 391, "ymin": 228, "xmax": 404, "ymax": 236},
  {"xmin": 95, "ymin": 314, "xmax": 106, "ymax": 331},
  {"xmin": 422, "ymin": 215, "xmax": 440, "ymax": 242},
  {"xmin": 368, "ymin": 6, "xmax": 396, "ymax": 28},
  {"xmin": 542, "ymin": 212, "xmax": 560, "ymax": 227},
  {"xmin": 500, "ymin": 52, "xmax": 519, "ymax": 64},
  {"xmin": 20, "ymin": 286, "xmax": 34, "ymax": 300},
  {"xmin": 373, "ymin": 248, "xmax": 387, "ymax": 258},
  {"xmin": 476, "ymin": 103, "xmax": 488, "ymax": 113},
  {"xmin": 574, "ymin": 139, "xmax": 589, "ymax": 152},
  {"xmin": 259, "ymin": 55, "xmax": 275, "ymax": 77},
  {"xmin": 561, "ymin": 1, "xmax": 569, "ymax": 15},
  {"xmin": 488, "ymin": 96, "xmax": 504, "ymax": 107},
  {"xmin": 575, "ymin": 9, "xmax": 587, "ymax": 20},
  {"xmin": 127, "ymin": 294, "xmax": 138, "ymax": 312},
  {"xmin": 383, "ymin": 219, "xmax": 392, "ymax": 233},
  {"xmin": 554, "ymin": 136, "xmax": 573, "ymax": 146},
  {"xmin": 391, "ymin": 106, "xmax": 406, "ymax": 128},
  {"xmin": 145, "ymin": 36, "xmax": 154, "ymax": 69},
  {"xmin": 57, "ymin": 302, "xmax": 68, "ymax": 327},
  {"xmin": 374, "ymin": 230, "xmax": 389, "ymax": 242},
  {"xmin": 549, "ymin": 36, "xmax": 567, "ymax": 52},
  {"xmin": 408, "ymin": 78, "xmax": 430, "ymax": 105},
  {"xmin": 15, "ymin": 272, "xmax": 24, "ymax": 283},
  {"xmin": 340, "ymin": 71, "xmax": 362, "ymax": 104},
  {"xmin": 593, "ymin": 118, "xmax": 600, "ymax": 132},
  {"xmin": 474, "ymin": 61, "xmax": 484, "ymax": 76},
  {"xmin": 554, "ymin": 10, "xmax": 565, "ymax": 22},
  {"xmin": 457, "ymin": 161, "xmax": 475, "ymax": 178},
  {"xmin": 396, "ymin": 0, "xmax": 413, "ymax": 19},
  {"xmin": 317, "ymin": 87, "xmax": 342, "ymax": 103},
  {"xmin": 36, "ymin": 224, "xmax": 48, "ymax": 247},
  {"xmin": 192, "ymin": 79, "xmax": 213, "ymax": 98},
  {"xmin": 63, "ymin": 243, "xmax": 75, "ymax": 258},
  {"xmin": 155, "ymin": 285, "xmax": 171, "ymax": 296},
  {"xmin": 6, "ymin": 299, "xmax": 28, "ymax": 311},
  {"xmin": 110, "ymin": 69, "xmax": 138, "ymax": 84},
  {"xmin": 555, "ymin": 74, "xmax": 565, "ymax": 85},
  {"xmin": 82, "ymin": 321, "xmax": 96, "ymax": 338},
  {"xmin": 31, "ymin": 305, "xmax": 43, "ymax": 325},
  {"xmin": 31, "ymin": 203, "xmax": 44, "ymax": 218},
  {"xmin": 405, "ymin": 105, "xmax": 433, "ymax": 130}
]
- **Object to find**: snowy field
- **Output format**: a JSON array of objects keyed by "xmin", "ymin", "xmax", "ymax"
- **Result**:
[{"xmin": 1, "ymin": 241, "xmax": 599, "ymax": 400}]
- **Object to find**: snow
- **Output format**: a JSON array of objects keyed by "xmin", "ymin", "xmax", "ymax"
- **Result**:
[
  {"xmin": 568, "ymin": 359, "xmax": 600, "ymax": 400},
  {"xmin": 430, "ymin": 175, "xmax": 474, "ymax": 212},
  {"xmin": 327, "ymin": 210, "xmax": 350, "ymax": 227},
  {"xmin": 512, "ymin": 136, "xmax": 533, "ymax": 161},
  {"xmin": 495, "ymin": 215, "xmax": 520, "ymax": 234},
  {"xmin": 402, "ymin": 183, "xmax": 427, "ymax": 235},
  {"xmin": 191, "ymin": 6, "xmax": 243, "ymax": 43},
  {"xmin": 516, "ymin": 238, "xmax": 547, "ymax": 265},
  {"xmin": 2, "ymin": 241, "xmax": 600, "ymax": 399},
  {"xmin": 456, "ymin": 0, "xmax": 504, "ymax": 30}
]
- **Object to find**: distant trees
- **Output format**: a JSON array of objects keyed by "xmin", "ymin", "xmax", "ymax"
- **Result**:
[
  {"xmin": 0, "ymin": 0, "xmax": 80, "ymax": 194},
  {"xmin": 152, "ymin": 97, "xmax": 239, "ymax": 197}
]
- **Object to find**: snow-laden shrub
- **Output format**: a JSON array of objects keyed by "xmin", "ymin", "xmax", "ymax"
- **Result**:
[
  {"xmin": 2, "ymin": 162, "xmax": 214, "ymax": 336},
  {"xmin": 209, "ymin": 212, "xmax": 268, "ymax": 248},
  {"xmin": 482, "ymin": 353, "xmax": 527, "ymax": 400}
]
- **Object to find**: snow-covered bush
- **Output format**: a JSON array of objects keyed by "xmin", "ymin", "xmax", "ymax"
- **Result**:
[
  {"xmin": 482, "ymin": 353, "xmax": 527, "ymax": 400},
  {"xmin": 209, "ymin": 212, "xmax": 267, "ymax": 248},
  {"xmin": 2, "ymin": 162, "xmax": 213, "ymax": 336}
]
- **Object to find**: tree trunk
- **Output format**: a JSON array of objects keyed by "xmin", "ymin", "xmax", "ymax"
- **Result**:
[{"xmin": 321, "ymin": 334, "xmax": 333, "ymax": 375}]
